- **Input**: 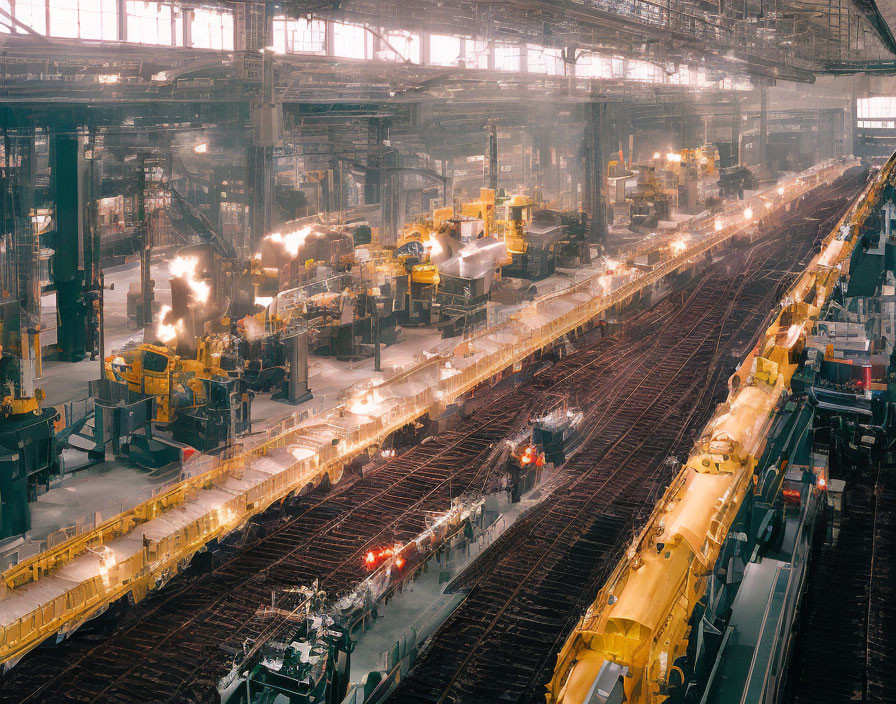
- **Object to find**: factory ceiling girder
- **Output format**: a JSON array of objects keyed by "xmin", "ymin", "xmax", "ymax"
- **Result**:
[
  {"xmin": 304, "ymin": 0, "xmax": 892, "ymax": 72},
  {"xmin": 0, "ymin": 35, "xmax": 751, "ymax": 107}
]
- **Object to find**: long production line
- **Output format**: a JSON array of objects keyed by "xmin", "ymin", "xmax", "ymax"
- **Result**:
[
  {"xmin": 546, "ymin": 154, "xmax": 894, "ymax": 704},
  {"xmin": 0, "ymin": 158, "xmax": 857, "ymax": 670}
]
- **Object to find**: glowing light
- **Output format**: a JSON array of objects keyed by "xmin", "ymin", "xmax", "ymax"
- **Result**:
[
  {"xmin": 666, "ymin": 152, "xmax": 682, "ymax": 163},
  {"xmin": 765, "ymin": 202, "xmax": 773, "ymax": 210},
  {"xmin": 348, "ymin": 392, "xmax": 382, "ymax": 416},
  {"xmin": 743, "ymin": 207, "xmax": 753, "ymax": 221},
  {"xmin": 363, "ymin": 544, "xmax": 404, "ymax": 570},
  {"xmin": 254, "ymin": 296, "xmax": 274, "ymax": 308},
  {"xmin": 156, "ymin": 305, "xmax": 184, "ymax": 344},
  {"xmin": 423, "ymin": 235, "xmax": 443, "ymax": 257},
  {"xmin": 97, "ymin": 74, "xmax": 119, "ymax": 84},
  {"xmin": 714, "ymin": 219, "xmax": 723, "ymax": 232},
  {"xmin": 817, "ymin": 476, "xmax": 827, "ymax": 490},
  {"xmin": 777, "ymin": 186, "xmax": 785, "ymax": 196},
  {"xmin": 652, "ymin": 152, "xmax": 661, "ymax": 160},
  {"xmin": 670, "ymin": 236, "xmax": 690, "ymax": 255},
  {"xmin": 193, "ymin": 143, "xmax": 208, "ymax": 154},
  {"xmin": 170, "ymin": 256, "xmax": 210, "ymax": 304},
  {"xmin": 265, "ymin": 226, "xmax": 313, "ymax": 259}
]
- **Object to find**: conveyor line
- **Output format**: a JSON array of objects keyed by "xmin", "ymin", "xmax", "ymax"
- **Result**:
[{"xmin": 0, "ymin": 158, "xmax": 857, "ymax": 670}]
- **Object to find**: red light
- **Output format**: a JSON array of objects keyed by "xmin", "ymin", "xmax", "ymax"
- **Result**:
[
  {"xmin": 782, "ymin": 488, "xmax": 801, "ymax": 505},
  {"xmin": 817, "ymin": 477, "xmax": 827, "ymax": 490},
  {"xmin": 365, "ymin": 551, "xmax": 376, "ymax": 565},
  {"xmin": 395, "ymin": 556, "xmax": 405, "ymax": 569}
]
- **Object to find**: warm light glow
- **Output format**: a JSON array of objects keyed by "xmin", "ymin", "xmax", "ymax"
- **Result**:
[
  {"xmin": 652, "ymin": 152, "xmax": 661, "ymax": 160},
  {"xmin": 156, "ymin": 305, "xmax": 183, "ymax": 344},
  {"xmin": 765, "ymin": 202, "xmax": 773, "ymax": 210},
  {"xmin": 743, "ymin": 207, "xmax": 753, "ymax": 221},
  {"xmin": 666, "ymin": 152, "xmax": 682, "ymax": 163},
  {"xmin": 777, "ymin": 186, "xmax": 785, "ymax": 196},
  {"xmin": 817, "ymin": 476, "xmax": 827, "ymax": 489},
  {"xmin": 254, "ymin": 296, "xmax": 274, "ymax": 308},
  {"xmin": 423, "ymin": 235, "xmax": 443, "ymax": 257},
  {"xmin": 98, "ymin": 74, "xmax": 120, "ymax": 84},
  {"xmin": 265, "ymin": 225, "xmax": 314, "ymax": 258},
  {"xmin": 670, "ymin": 236, "xmax": 690, "ymax": 255},
  {"xmin": 170, "ymin": 256, "xmax": 210, "ymax": 304},
  {"xmin": 348, "ymin": 392, "xmax": 382, "ymax": 416},
  {"xmin": 714, "ymin": 219, "xmax": 723, "ymax": 232},
  {"xmin": 193, "ymin": 143, "xmax": 208, "ymax": 154}
]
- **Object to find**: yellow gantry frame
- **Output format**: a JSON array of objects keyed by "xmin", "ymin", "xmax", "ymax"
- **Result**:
[{"xmin": 547, "ymin": 155, "xmax": 895, "ymax": 704}]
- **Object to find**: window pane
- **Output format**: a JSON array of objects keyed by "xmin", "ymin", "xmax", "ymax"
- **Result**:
[
  {"xmin": 494, "ymin": 43, "xmax": 520, "ymax": 71},
  {"xmin": 378, "ymin": 29, "xmax": 419, "ymax": 63},
  {"xmin": 191, "ymin": 6, "xmax": 232, "ymax": 50},
  {"xmin": 48, "ymin": 0, "xmax": 116, "ymax": 40},
  {"xmin": 528, "ymin": 44, "xmax": 564, "ymax": 75},
  {"xmin": 14, "ymin": 0, "xmax": 47, "ymax": 34},
  {"xmin": 333, "ymin": 22, "xmax": 367, "ymax": 59},
  {"xmin": 465, "ymin": 38, "xmax": 489, "ymax": 69},
  {"xmin": 126, "ymin": 1, "xmax": 181, "ymax": 45},
  {"xmin": 272, "ymin": 16, "xmax": 325, "ymax": 54},
  {"xmin": 430, "ymin": 34, "xmax": 460, "ymax": 65}
]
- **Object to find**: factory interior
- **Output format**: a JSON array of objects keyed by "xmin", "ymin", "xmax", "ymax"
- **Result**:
[{"xmin": 2, "ymin": 0, "xmax": 896, "ymax": 702}]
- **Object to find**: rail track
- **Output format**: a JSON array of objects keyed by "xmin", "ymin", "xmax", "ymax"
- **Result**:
[
  {"xmin": 386, "ymin": 171, "xmax": 869, "ymax": 704},
  {"xmin": 0, "ymin": 170, "xmax": 868, "ymax": 704},
  {"xmin": 789, "ymin": 457, "xmax": 896, "ymax": 704}
]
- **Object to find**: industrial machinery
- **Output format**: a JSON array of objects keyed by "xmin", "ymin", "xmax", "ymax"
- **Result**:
[
  {"xmin": 547, "ymin": 158, "xmax": 887, "ymax": 704},
  {"xmin": 718, "ymin": 165, "xmax": 757, "ymax": 199},
  {"xmin": 629, "ymin": 166, "xmax": 675, "ymax": 229},
  {"xmin": 0, "ymin": 133, "xmax": 61, "ymax": 540},
  {"xmin": 0, "ymin": 303, "xmax": 59, "ymax": 538},
  {"xmin": 103, "ymin": 341, "xmax": 251, "ymax": 456}
]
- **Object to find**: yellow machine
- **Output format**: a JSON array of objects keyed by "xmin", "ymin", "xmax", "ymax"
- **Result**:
[
  {"xmin": 680, "ymin": 145, "xmax": 718, "ymax": 177},
  {"xmin": 104, "ymin": 343, "xmax": 232, "ymax": 425},
  {"xmin": 501, "ymin": 193, "xmax": 536, "ymax": 256},
  {"xmin": 547, "ymin": 160, "xmax": 887, "ymax": 704},
  {"xmin": 396, "ymin": 220, "xmax": 442, "ymax": 287},
  {"xmin": 460, "ymin": 188, "xmax": 496, "ymax": 237}
]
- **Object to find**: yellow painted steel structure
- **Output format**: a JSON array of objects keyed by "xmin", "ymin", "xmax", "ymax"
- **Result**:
[
  {"xmin": 0, "ymin": 159, "xmax": 855, "ymax": 671},
  {"xmin": 546, "ymin": 155, "xmax": 894, "ymax": 704}
]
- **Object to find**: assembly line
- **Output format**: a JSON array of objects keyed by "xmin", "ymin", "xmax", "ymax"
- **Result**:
[{"xmin": 3, "ymin": 4, "xmax": 896, "ymax": 703}]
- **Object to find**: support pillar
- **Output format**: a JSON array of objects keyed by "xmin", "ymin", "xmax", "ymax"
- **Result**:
[
  {"xmin": 849, "ymin": 76, "xmax": 857, "ymax": 157},
  {"xmin": 758, "ymin": 84, "xmax": 768, "ymax": 171},
  {"xmin": 584, "ymin": 102, "xmax": 607, "ymax": 244},
  {"xmin": 485, "ymin": 120, "xmax": 498, "ymax": 191},
  {"xmin": 731, "ymin": 98, "xmax": 742, "ymax": 167},
  {"xmin": 51, "ymin": 132, "xmax": 88, "ymax": 362}
]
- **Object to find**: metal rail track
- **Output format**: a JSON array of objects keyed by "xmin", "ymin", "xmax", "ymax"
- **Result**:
[
  {"xmin": 0, "ymin": 171, "xmax": 867, "ymax": 704},
  {"xmin": 386, "ymin": 175, "xmax": 868, "ymax": 704},
  {"xmin": 0, "ymin": 283, "xmax": 660, "ymax": 704}
]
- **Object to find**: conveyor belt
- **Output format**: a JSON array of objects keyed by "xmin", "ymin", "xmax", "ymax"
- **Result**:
[
  {"xmin": 0, "ymin": 285, "xmax": 668, "ymax": 703},
  {"xmin": 386, "ymin": 173, "xmax": 868, "ymax": 704}
]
